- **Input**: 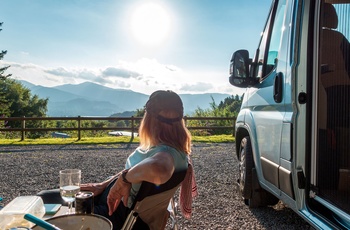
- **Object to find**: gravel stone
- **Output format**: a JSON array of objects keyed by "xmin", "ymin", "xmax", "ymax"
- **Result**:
[{"xmin": 0, "ymin": 143, "xmax": 315, "ymax": 229}]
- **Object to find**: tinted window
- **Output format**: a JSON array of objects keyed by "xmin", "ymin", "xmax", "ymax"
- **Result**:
[{"xmin": 255, "ymin": 0, "xmax": 287, "ymax": 80}]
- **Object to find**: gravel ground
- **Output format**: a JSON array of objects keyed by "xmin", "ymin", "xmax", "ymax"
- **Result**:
[{"xmin": 0, "ymin": 143, "xmax": 315, "ymax": 229}]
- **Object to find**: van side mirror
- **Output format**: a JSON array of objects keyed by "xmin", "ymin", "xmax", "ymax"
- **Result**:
[{"xmin": 229, "ymin": 50, "xmax": 252, "ymax": 88}]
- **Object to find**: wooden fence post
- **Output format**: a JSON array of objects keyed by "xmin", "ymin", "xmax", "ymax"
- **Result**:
[
  {"xmin": 131, "ymin": 116, "xmax": 134, "ymax": 139},
  {"xmin": 21, "ymin": 116, "xmax": 25, "ymax": 141},
  {"xmin": 232, "ymin": 117, "xmax": 236, "ymax": 137},
  {"xmin": 78, "ymin": 116, "xmax": 81, "ymax": 140}
]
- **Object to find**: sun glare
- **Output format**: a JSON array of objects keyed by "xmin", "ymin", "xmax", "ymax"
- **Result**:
[{"xmin": 130, "ymin": 3, "xmax": 171, "ymax": 45}]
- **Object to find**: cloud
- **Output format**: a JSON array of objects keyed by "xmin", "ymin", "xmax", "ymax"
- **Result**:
[
  {"xmin": 2, "ymin": 59, "xmax": 237, "ymax": 95},
  {"xmin": 119, "ymin": 58, "xmax": 181, "ymax": 76},
  {"xmin": 113, "ymin": 80, "xmax": 131, "ymax": 88},
  {"xmin": 44, "ymin": 67, "xmax": 112, "ymax": 85},
  {"xmin": 180, "ymin": 82, "xmax": 213, "ymax": 92},
  {"xmin": 101, "ymin": 67, "xmax": 140, "ymax": 78},
  {"xmin": 7, "ymin": 62, "xmax": 42, "ymax": 70},
  {"xmin": 165, "ymin": 65, "xmax": 181, "ymax": 72},
  {"xmin": 45, "ymin": 67, "xmax": 75, "ymax": 77}
]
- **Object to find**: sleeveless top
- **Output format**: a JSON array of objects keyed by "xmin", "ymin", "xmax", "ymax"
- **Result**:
[{"xmin": 125, "ymin": 144, "xmax": 188, "ymax": 207}]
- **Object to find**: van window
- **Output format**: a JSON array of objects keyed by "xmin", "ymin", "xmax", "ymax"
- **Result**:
[
  {"xmin": 267, "ymin": 3, "xmax": 286, "ymax": 65},
  {"xmin": 334, "ymin": 4, "xmax": 350, "ymax": 40},
  {"xmin": 255, "ymin": 0, "xmax": 287, "ymax": 80}
]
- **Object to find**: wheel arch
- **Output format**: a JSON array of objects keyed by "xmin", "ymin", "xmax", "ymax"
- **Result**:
[{"xmin": 235, "ymin": 126, "xmax": 250, "ymax": 159}]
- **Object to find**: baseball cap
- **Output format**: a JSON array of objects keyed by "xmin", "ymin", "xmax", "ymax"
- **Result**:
[{"xmin": 145, "ymin": 90, "xmax": 184, "ymax": 124}]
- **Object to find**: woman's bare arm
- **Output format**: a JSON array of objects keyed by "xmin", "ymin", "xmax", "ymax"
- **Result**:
[{"xmin": 107, "ymin": 152, "xmax": 175, "ymax": 215}]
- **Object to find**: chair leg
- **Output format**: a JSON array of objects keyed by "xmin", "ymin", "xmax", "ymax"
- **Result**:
[
  {"xmin": 167, "ymin": 198, "xmax": 179, "ymax": 230},
  {"xmin": 121, "ymin": 210, "xmax": 139, "ymax": 230}
]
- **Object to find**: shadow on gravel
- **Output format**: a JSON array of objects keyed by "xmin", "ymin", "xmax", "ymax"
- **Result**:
[
  {"xmin": 55, "ymin": 143, "xmax": 138, "ymax": 151},
  {"xmin": 249, "ymin": 203, "xmax": 316, "ymax": 229}
]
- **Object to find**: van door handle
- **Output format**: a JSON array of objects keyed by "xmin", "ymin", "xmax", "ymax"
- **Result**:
[{"xmin": 273, "ymin": 72, "xmax": 283, "ymax": 103}]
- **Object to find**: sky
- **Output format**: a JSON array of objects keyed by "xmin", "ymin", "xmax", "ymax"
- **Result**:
[{"xmin": 0, "ymin": 0, "xmax": 271, "ymax": 96}]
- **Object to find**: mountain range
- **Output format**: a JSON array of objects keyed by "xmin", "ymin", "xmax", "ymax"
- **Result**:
[{"xmin": 20, "ymin": 81, "xmax": 232, "ymax": 117}]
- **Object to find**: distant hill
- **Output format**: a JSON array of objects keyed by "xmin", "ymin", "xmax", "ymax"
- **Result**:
[{"xmin": 20, "ymin": 80, "xmax": 231, "ymax": 116}]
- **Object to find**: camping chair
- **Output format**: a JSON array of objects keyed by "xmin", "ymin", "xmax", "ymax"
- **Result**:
[{"xmin": 122, "ymin": 169, "xmax": 187, "ymax": 230}]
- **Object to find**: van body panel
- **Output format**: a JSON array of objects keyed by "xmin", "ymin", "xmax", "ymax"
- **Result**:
[
  {"xmin": 280, "ymin": 122, "xmax": 292, "ymax": 160},
  {"xmin": 261, "ymin": 157, "xmax": 279, "ymax": 187},
  {"xmin": 279, "ymin": 166, "xmax": 294, "ymax": 198}
]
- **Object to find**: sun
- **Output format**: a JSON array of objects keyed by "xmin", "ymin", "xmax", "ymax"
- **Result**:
[{"xmin": 130, "ymin": 3, "xmax": 171, "ymax": 45}]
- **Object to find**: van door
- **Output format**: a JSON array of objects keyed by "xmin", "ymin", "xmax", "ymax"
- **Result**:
[
  {"xmin": 247, "ymin": 0, "xmax": 294, "ymax": 198},
  {"xmin": 312, "ymin": 0, "xmax": 350, "ymax": 223}
]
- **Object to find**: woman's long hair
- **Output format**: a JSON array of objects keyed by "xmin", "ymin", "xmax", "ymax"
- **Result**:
[{"xmin": 138, "ymin": 110, "xmax": 191, "ymax": 154}]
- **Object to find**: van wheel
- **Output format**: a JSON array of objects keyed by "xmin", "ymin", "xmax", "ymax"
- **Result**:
[
  {"xmin": 239, "ymin": 136, "xmax": 253, "ymax": 199},
  {"xmin": 239, "ymin": 136, "xmax": 280, "ymax": 208}
]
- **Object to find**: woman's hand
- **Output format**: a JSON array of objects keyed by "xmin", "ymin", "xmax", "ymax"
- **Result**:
[
  {"xmin": 107, "ymin": 177, "xmax": 131, "ymax": 216},
  {"xmin": 80, "ymin": 173, "xmax": 120, "ymax": 197},
  {"xmin": 80, "ymin": 183, "xmax": 106, "ymax": 196}
]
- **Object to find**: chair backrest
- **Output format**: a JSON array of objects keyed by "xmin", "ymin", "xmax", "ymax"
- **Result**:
[
  {"xmin": 318, "ymin": 3, "xmax": 350, "ymax": 130},
  {"xmin": 122, "ymin": 169, "xmax": 187, "ymax": 230},
  {"xmin": 320, "ymin": 3, "xmax": 350, "ymax": 88}
]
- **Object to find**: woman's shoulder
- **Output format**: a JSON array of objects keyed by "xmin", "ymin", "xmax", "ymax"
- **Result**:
[
  {"xmin": 152, "ymin": 144, "xmax": 181, "ymax": 154},
  {"xmin": 154, "ymin": 145, "xmax": 188, "ymax": 166},
  {"xmin": 138, "ymin": 144, "xmax": 188, "ymax": 164}
]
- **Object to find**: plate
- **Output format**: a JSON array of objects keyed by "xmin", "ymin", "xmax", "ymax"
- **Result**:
[{"xmin": 31, "ymin": 214, "xmax": 112, "ymax": 230}]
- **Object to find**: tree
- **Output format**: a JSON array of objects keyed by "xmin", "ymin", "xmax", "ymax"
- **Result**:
[
  {"xmin": 2, "ymin": 78, "xmax": 48, "ymax": 117},
  {"xmin": 0, "ymin": 22, "xmax": 11, "ymax": 116},
  {"xmin": 1, "ymin": 78, "xmax": 49, "ymax": 137},
  {"xmin": 0, "ymin": 51, "xmax": 10, "ymax": 80},
  {"xmin": 218, "ymin": 94, "xmax": 243, "ymax": 117},
  {"xmin": 189, "ymin": 94, "xmax": 243, "ymax": 135}
]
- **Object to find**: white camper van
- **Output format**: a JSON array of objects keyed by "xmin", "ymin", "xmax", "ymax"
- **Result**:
[{"xmin": 229, "ymin": 0, "xmax": 350, "ymax": 229}]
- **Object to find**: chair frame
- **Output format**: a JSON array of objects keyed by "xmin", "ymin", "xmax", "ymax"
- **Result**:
[{"xmin": 121, "ymin": 169, "xmax": 187, "ymax": 230}]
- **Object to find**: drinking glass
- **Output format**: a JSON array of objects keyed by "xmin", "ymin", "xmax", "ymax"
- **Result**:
[{"xmin": 59, "ymin": 169, "xmax": 81, "ymax": 214}]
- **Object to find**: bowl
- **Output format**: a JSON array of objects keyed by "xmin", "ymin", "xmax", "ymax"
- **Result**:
[{"xmin": 31, "ymin": 214, "xmax": 112, "ymax": 230}]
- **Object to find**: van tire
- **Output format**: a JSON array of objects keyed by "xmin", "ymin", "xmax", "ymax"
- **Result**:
[
  {"xmin": 239, "ymin": 136, "xmax": 254, "ymax": 199},
  {"xmin": 239, "ymin": 136, "xmax": 280, "ymax": 208}
]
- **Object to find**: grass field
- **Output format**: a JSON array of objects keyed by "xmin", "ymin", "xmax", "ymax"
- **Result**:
[{"xmin": 0, "ymin": 134, "xmax": 234, "ymax": 145}]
